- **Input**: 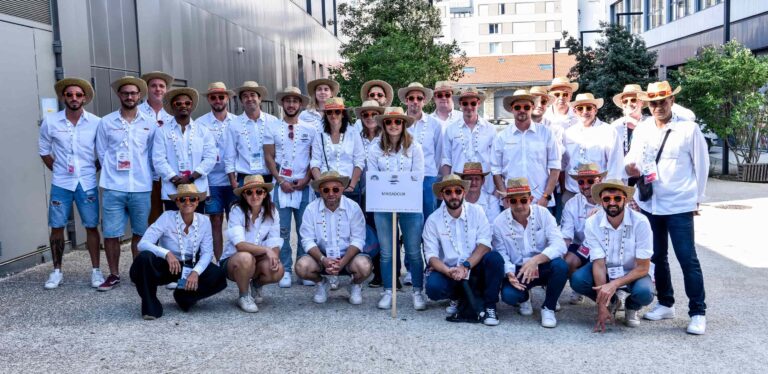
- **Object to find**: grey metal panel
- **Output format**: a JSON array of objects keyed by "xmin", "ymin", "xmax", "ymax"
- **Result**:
[
  {"xmin": 87, "ymin": 0, "xmax": 110, "ymax": 67},
  {"xmin": 0, "ymin": 0, "xmax": 51, "ymax": 24}
]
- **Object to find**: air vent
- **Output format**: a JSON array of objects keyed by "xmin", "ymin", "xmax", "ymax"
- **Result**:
[{"xmin": 0, "ymin": 0, "xmax": 51, "ymax": 25}]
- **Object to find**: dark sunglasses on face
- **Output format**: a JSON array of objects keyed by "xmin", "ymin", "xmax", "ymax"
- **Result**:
[
  {"xmin": 321, "ymin": 187, "xmax": 341, "ymax": 194},
  {"xmin": 442, "ymin": 187, "xmax": 464, "ymax": 196},
  {"xmin": 361, "ymin": 111, "xmax": 377, "ymax": 119},
  {"xmin": 513, "ymin": 104, "xmax": 532, "ymax": 111},
  {"xmin": 119, "ymin": 91, "xmax": 140, "ymax": 98},
  {"xmin": 539, "ymin": 98, "xmax": 549, "ymax": 106},
  {"xmin": 407, "ymin": 95, "xmax": 424, "ymax": 102},
  {"xmin": 325, "ymin": 109, "xmax": 343, "ymax": 116},
  {"xmin": 577, "ymin": 178, "xmax": 597, "ymax": 186},
  {"xmin": 552, "ymin": 92, "xmax": 570, "ymax": 98},
  {"xmin": 507, "ymin": 197, "xmax": 529, "ymax": 205},
  {"xmin": 64, "ymin": 92, "xmax": 85, "ymax": 98},
  {"xmin": 384, "ymin": 119, "xmax": 404, "ymax": 126},
  {"xmin": 602, "ymin": 195, "xmax": 625, "ymax": 203},
  {"xmin": 648, "ymin": 99, "xmax": 668, "ymax": 108},
  {"xmin": 622, "ymin": 97, "xmax": 638, "ymax": 105},
  {"xmin": 435, "ymin": 92, "xmax": 452, "ymax": 99},
  {"xmin": 369, "ymin": 92, "xmax": 385, "ymax": 98},
  {"xmin": 175, "ymin": 196, "xmax": 199, "ymax": 203},
  {"xmin": 174, "ymin": 101, "xmax": 193, "ymax": 107},
  {"xmin": 244, "ymin": 189, "xmax": 265, "ymax": 197},
  {"xmin": 575, "ymin": 105, "xmax": 596, "ymax": 113},
  {"xmin": 209, "ymin": 94, "xmax": 227, "ymax": 101},
  {"xmin": 460, "ymin": 101, "xmax": 478, "ymax": 107}
]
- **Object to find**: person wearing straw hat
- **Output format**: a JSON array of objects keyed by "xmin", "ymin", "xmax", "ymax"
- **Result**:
[
  {"xmin": 296, "ymin": 171, "xmax": 372, "ymax": 305},
  {"xmin": 39, "ymin": 77, "xmax": 103, "ymax": 290},
  {"xmin": 457, "ymin": 162, "xmax": 501, "ymax": 224},
  {"xmin": 367, "ymin": 107, "xmax": 427, "ymax": 311},
  {"xmin": 300, "ymin": 78, "xmax": 340, "ymax": 133},
  {"xmin": 543, "ymin": 76, "xmax": 579, "ymax": 132},
  {"xmin": 423, "ymin": 174, "xmax": 505, "ymax": 326},
  {"xmin": 440, "ymin": 87, "xmax": 496, "ymax": 197},
  {"xmin": 132, "ymin": 184, "xmax": 227, "ymax": 320},
  {"xmin": 569, "ymin": 179, "xmax": 654, "ymax": 332},
  {"xmin": 493, "ymin": 89, "xmax": 561, "ymax": 213},
  {"xmin": 96, "ymin": 76, "xmax": 154, "ymax": 291},
  {"xmin": 429, "ymin": 81, "xmax": 463, "ymax": 130},
  {"xmin": 610, "ymin": 84, "xmax": 649, "ymax": 157},
  {"xmin": 351, "ymin": 79, "xmax": 396, "ymax": 134},
  {"xmin": 264, "ymin": 86, "xmax": 316, "ymax": 288},
  {"xmin": 153, "ymin": 88, "xmax": 217, "ymax": 214},
  {"xmin": 492, "ymin": 177, "xmax": 568, "ymax": 328},
  {"xmin": 562, "ymin": 93, "xmax": 623, "ymax": 205},
  {"xmin": 625, "ymin": 80, "xmax": 709, "ymax": 335},
  {"xmin": 221, "ymin": 175, "xmax": 284, "ymax": 312},
  {"xmin": 225, "ymin": 81, "xmax": 280, "ymax": 189}
]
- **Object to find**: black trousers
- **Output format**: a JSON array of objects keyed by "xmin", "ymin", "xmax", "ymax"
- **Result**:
[{"xmin": 129, "ymin": 251, "xmax": 227, "ymax": 318}]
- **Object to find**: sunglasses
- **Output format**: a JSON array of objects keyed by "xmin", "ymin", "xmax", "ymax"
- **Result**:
[
  {"xmin": 174, "ymin": 101, "xmax": 193, "ymax": 107},
  {"xmin": 369, "ymin": 92, "xmax": 385, "ymax": 98},
  {"xmin": 442, "ymin": 187, "xmax": 464, "ymax": 196},
  {"xmin": 622, "ymin": 97, "xmax": 638, "ymax": 105},
  {"xmin": 512, "ymin": 104, "xmax": 532, "ymax": 111},
  {"xmin": 577, "ymin": 178, "xmax": 597, "ymax": 186},
  {"xmin": 209, "ymin": 94, "xmax": 227, "ymax": 101},
  {"xmin": 383, "ymin": 118, "xmax": 404, "ymax": 126},
  {"xmin": 288, "ymin": 124, "xmax": 294, "ymax": 140},
  {"xmin": 321, "ymin": 187, "xmax": 342, "ymax": 194},
  {"xmin": 361, "ymin": 111, "xmax": 377, "ymax": 119},
  {"xmin": 460, "ymin": 101, "xmax": 478, "ymax": 107},
  {"xmin": 648, "ymin": 99, "xmax": 669, "ymax": 108},
  {"xmin": 119, "ymin": 91, "xmax": 140, "ymax": 98},
  {"xmin": 645, "ymin": 90, "xmax": 670, "ymax": 99},
  {"xmin": 64, "ymin": 92, "xmax": 85, "ymax": 98},
  {"xmin": 539, "ymin": 98, "xmax": 549, "ymax": 106},
  {"xmin": 325, "ymin": 109, "xmax": 343, "ymax": 116},
  {"xmin": 507, "ymin": 197, "xmax": 529, "ymax": 205},
  {"xmin": 435, "ymin": 92, "xmax": 452, "ymax": 99},
  {"xmin": 575, "ymin": 105, "xmax": 596, "ymax": 113},
  {"xmin": 175, "ymin": 196, "xmax": 199, "ymax": 203},
  {"xmin": 244, "ymin": 189, "xmax": 265, "ymax": 197},
  {"xmin": 552, "ymin": 92, "xmax": 570, "ymax": 98},
  {"xmin": 407, "ymin": 95, "xmax": 424, "ymax": 102},
  {"xmin": 601, "ymin": 195, "xmax": 625, "ymax": 203}
]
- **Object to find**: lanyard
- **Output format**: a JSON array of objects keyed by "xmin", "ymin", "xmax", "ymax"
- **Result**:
[
  {"xmin": 321, "ymin": 208, "xmax": 343, "ymax": 249},
  {"xmin": 170, "ymin": 122, "xmax": 195, "ymax": 170},
  {"xmin": 323, "ymin": 132, "xmax": 345, "ymax": 171},
  {"xmin": 384, "ymin": 148, "xmax": 406, "ymax": 171},
  {"xmin": 458, "ymin": 123, "xmax": 478, "ymax": 162},
  {"xmin": 444, "ymin": 205, "xmax": 470, "ymax": 258},
  {"xmin": 508, "ymin": 208, "xmax": 537, "ymax": 259},
  {"xmin": 279, "ymin": 123, "xmax": 298, "ymax": 169},
  {"xmin": 175, "ymin": 212, "xmax": 200, "ymax": 263},
  {"xmin": 243, "ymin": 118, "xmax": 264, "ymax": 158}
]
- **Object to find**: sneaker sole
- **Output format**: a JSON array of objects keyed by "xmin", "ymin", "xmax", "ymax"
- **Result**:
[
  {"xmin": 643, "ymin": 314, "xmax": 675, "ymax": 321},
  {"xmin": 686, "ymin": 328, "xmax": 705, "ymax": 335},
  {"xmin": 97, "ymin": 284, "xmax": 118, "ymax": 292},
  {"xmin": 483, "ymin": 320, "xmax": 499, "ymax": 326},
  {"xmin": 142, "ymin": 315, "xmax": 157, "ymax": 320}
]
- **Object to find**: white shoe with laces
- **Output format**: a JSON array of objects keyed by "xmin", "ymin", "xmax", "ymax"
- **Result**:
[
  {"xmin": 279, "ymin": 272, "xmax": 292, "ymax": 288},
  {"xmin": 302, "ymin": 279, "xmax": 316, "ymax": 286},
  {"xmin": 349, "ymin": 283, "xmax": 363, "ymax": 305},
  {"xmin": 687, "ymin": 315, "xmax": 706, "ymax": 335},
  {"xmin": 643, "ymin": 303, "xmax": 676, "ymax": 321},
  {"xmin": 90, "ymin": 269, "xmax": 105, "ymax": 289},
  {"xmin": 412, "ymin": 291, "xmax": 427, "ymax": 311},
  {"xmin": 313, "ymin": 278, "xmax": 329, "ymax": 304},
  {"xmin": 568, "ymin": 290, "xmax": 584, "ymax": 305},
  {"xmin": 519, "ymin": 299, "xmax": 533, "ymax": 316},
  {"xmin": 237, "ymin": 296, "xmax": 259, "ymax": 313},
  {"xmin": 445, "ymin": 300, "xmax": 459, "ymax": 315},
  {"xmin": 541, "ymin": 307, "xmax": 557, "ymax": 328},
  {"xmin": 377, "ymin": 290, "xmax": 393, "ymax": 309},
  {"xmin": 44, "ymin": 271, "xmax": 63, "ymax": 290}
]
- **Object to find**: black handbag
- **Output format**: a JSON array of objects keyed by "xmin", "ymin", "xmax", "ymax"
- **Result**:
[{"xmin": 638, "ymin": 129, "xmax": 671, "ymax": 202}]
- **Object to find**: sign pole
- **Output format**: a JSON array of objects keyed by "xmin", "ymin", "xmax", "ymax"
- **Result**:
[{"xmin": 391, "ymin": 211, "xmax": 397, "ymax": 318}]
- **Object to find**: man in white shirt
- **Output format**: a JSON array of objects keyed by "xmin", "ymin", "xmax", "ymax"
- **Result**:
[
  {"xmin": 139, "ymin": 71, "xmax": 174, "ymax": 225},
  {"xmin": 457, "ymin": 162, "xmax": 501, "ymax": 224},
  {"xmin": 423, "ymin": 174, "xmax": 505, "ymax": 326},
  {"xmin": 543, "ymin": 77, "xmax": 579, "ymax": 133},
  {"xmin": 429, "ymin": 81, "xmax": 463, "ymax": 130},
  {"xmin": 265, "ymin": 86, "xmax": 316, "ymax": 288},
  {"xmin": 295, "ymin": 171, "xmax": 372, "ymax": 305},
  {"xmin": 625, "ymin": 81, "xmax": 709, "ymax": 335},
  {"xmin": 492, "ymin": 89, "xmax": 560, "ymax": 214},
  {"xmin": 611, "ymin": 84, "xmax": 648, "ymax": 158},
  {"xmin": 570, "ymin": 180, "xmax": 654, "ymax": 331},
  {"xmin": 196, "ymin": 82, "xmax": 237, "ymax": 261},
  {"xmin": 492, "ymin": 177, "xmax": 568, "ymax": 328},
  {"xmin": 561, "ymin": 163, "xmax": 605, "ymax": 274},
  {"xmin": 530, "ymin": 85, "xmax": 567, "ymax": 222},
  {"xmin": 39, "ymin": 78, "xmax": 103, "ymax": 290},
  {"xmin": 96, "ymin": 76, "xmax": 155, "ymax": 291}
]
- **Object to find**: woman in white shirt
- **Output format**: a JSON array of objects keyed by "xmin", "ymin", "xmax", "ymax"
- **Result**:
[
  {"xmin": 299, "ymin": 78, "xmax": 339, "ymax": 133},
  {"xmin": 222, "ymin": 175, "xmax": 284, "ymax": 313},
  {"xmin": 369, "ymin": 107, "xmax": 427, "ymax": 311},
  {"xmin": 132, "ymin": 184, "xmax": 227, "ymax": 320}
]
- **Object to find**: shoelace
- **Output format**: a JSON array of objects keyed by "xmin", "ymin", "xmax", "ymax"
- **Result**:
[{"xmin": 485, "ymin": 308, "xmax": 497, "ymax": 319}]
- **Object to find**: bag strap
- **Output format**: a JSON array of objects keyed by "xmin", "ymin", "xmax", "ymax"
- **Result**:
[
  {"xmin": 655, "ymin": 129, "xmax": 672, "ymax": 164},
  {"xmin": 321, "ymin": 132, "xmax": 329, "ymax": 169}
]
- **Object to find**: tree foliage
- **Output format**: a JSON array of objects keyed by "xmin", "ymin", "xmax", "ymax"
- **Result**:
[
  {"xmin": 330, "ymin": 0, "xmax": 466, "ymax": 107},
  {"xmin": 562, "ymin": 22, "xmax": 657, "ymax": 121}
]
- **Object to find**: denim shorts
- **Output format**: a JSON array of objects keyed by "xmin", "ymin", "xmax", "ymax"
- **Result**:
[
  {"xmin": 102, "ymin": 189, "xmax": 151, "ymax": 238},
  {"xmin": 204, "ymin": 185, "xmax": 236, "ymax": 214},
  {"xmin": 48, "ymin": 183, "xmax": 99, "ymax": 228}
]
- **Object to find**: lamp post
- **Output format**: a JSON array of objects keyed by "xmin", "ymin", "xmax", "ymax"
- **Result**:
[{"xmin": 580, "ymin": 30, "xmax": 601, "ymax": 51}]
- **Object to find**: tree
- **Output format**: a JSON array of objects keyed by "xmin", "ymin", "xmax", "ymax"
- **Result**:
[
  {"xmin": 671, "ymin": 41, "xmax": 768, "ymax": 166},
  {"xmin": 330, "ymin": 0, "xmax": 466, "ymax": 108},
  {"xmin": 562, "ymin": 22, "xmax": 657, "ymax": 121}
]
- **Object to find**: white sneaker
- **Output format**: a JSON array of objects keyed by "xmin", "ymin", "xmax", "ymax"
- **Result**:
[
  {"xmin": 377, "ymin": 290, "xmax": 393, "ymax": 309},
  {"xmin": 237, "ymin": 296, "xmax": 259, "ymax": 313},
  {"xmin": 349, "ymin": 284, "xmax": 363, "ymax": 305},
  {"xmin": 643, "ymin": 303, "xmax": 676, "ymax": 321},
  {"xmin": 445, "ymin": 300, "xmax": 459, "ymax": 315},
  {"xmin": 413, "ymin": 291, "xmax": 427, "ymax": 311},
  {"xmin": 279, "ymin": 272, "xmax": 292, "ymax": 288},
  {"xmin": 313, "ymin": 278, "xmax": 329, "ymax": 304},
  {"xmin": 165, "ymin": 282, "xmax": 177, "ymax": 290},
  {"xmin": 252, "ymin": 286, "xmax": 264, "ymax": 303},
  {"xmin": 90, "ymin": 269, "xmax": 105, "ymax": 288},
  {"xmin": 568, "ymin": 290, "xmax": 584, "ymax": 305},
  {"xmin": 329, "ymin": 275, "xmax": 339, "ymax": 290},
  {"xmin": 403, "ymin": 272, "xmax": 413, "ymax": 286},
  {"xmin": 44, "ymin": 271, "xmax": 63, "ymax": 290},
  {"xmin": 302, "ymin": 279, "xmax": 316, "ymax": 286},
  {"xmin": 616, "ymin": 289, "xmax": 630, "ymax": 311},
  {"xmin": 625, "ymin": 309, "xmax": 641, "ymax": 327},
  {"xmin": 519, "ymin": 299, "xmax": 533, "ymax": 316},
  {"xmin": 541, "ymin": 307, "xmax": 557, "ymax": 328},
  {"xmin": 687, "ymin": 315, "xmax": 706, "ymax": 335}
]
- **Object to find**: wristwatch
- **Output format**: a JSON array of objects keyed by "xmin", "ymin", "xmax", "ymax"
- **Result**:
[
  {"xmin": 462, "ymin": 260, "xmax": 471, "ymax": 269},
  {"xmin": 188, "ymin": 174, "xmax": 196, "ymax": 182}
]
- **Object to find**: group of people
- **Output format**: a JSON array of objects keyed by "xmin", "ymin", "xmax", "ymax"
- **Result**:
[{"xmin": 39, "ymin": 73, "xmax": 709, "ymax": 335}]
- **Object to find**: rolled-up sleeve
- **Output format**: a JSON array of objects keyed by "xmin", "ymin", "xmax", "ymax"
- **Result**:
[
  {"xmin": 300, "ymin": 203, "xmax": 318, "ymax": 252},
  {"xmin": 138, "ymin": 213, "xmax": 170, "ymax": 258},
  {"xmin": 584, "ymin": 216, "xmax": 605, "ymax": 262},
  {"xmin": 39, "ymin": 117, "xmax": 52, "ymax": 156},
  {"xmin": 264, "ymin": 210, "xmax": 284, "ymax": 249},
  {"xmin": 349, "ymin": 204, "xmax": 366, "ymax": 250},
  {"xmin": 474, "ymin": 208, "xmax": 492, "ymax": 248},
  {"xmin": 490, "ymin": 134, "xmax": 504, "ymax": 175},
  {"xmin": 634, "ymin": 215, "xmax": 653, "ymax": 260},
  {"xmin": 309, "ymin": 132, "xmax": 323, "ymax": 170},
  {"xmin": 226, "ymin": 206, "xmax": 247, "ymax": 247},
  {"xmin": 224, "ymin": 123, "xmax": 238, "ymax": 174},
  {"xmin": 193, "ymin": 215, "xmax": 213, "ymax": 275},
  {"xmin": 152, "ymin": 128, "xmax": 176, "ymax": 181},
  {"xmin": 351, "ymin": 130, "xmax": 365, "ymax": 170}
]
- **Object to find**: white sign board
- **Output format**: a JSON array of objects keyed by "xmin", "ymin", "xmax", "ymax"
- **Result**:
[{"xmin": 365, "ymin": 171, "xmax": 423, "ymax": 213}]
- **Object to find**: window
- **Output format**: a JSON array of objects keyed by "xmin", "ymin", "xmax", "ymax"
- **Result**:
[
  {"xmin": 499, "ymin": 3, "xmax": 506, "ymax": 14},
  {"xmin": 516, "ymin": 3, "xmax": 535, "ymax": 15},
  {"xmin": 545, "ymin": 1, "xmax": 556, "ymax": 13},
  {"xmin": 489, "ymin": 23, "xmax": 500, "ymax": 34},
  {"xmin": 478, "ymin": 4, "xmax": 488, "ymax": 16},
  {"xmin": 513, "ymin": 22, "xmax": 536, "ymax": 34},
  {"xmin": 630, "ymin": 0, "xmax": 642, "ymax": 34},
  {"xmin": 611, "ymin": 0, "xmax": 625, "ymax": 26},
  {"xmin": 701, "ymin": 0, "xmax": 722, "ymax": 10},
  {"xmin": 647, "ymin": 0, "xmax": 667, "ymax": 30},
  {"xmin": 489, "ymin": 42, "xmax": 502, "ymax": 54},
  {"xmin": 513, "ymin": 41, "xmax": 537, "ymax": 54},
  {"xmin": 463, "ymin": 66, "xmax": 476, "ymax": 74},
  {"xmin": 672, "ymin": 0, "xmax": 695, "ymax": 20},
  {"xmin": 545, "ymin": 21, "xmax": 560, "ymax": 32}
]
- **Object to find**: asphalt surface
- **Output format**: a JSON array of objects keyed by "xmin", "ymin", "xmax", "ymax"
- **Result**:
[{"xmin": 1, "ymin": 178, "xmax": 767, "ymax": 373}]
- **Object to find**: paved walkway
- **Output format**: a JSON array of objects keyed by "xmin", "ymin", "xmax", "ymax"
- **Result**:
[{"xmin": 1, "ymin": 178, "xmax": 767, "ymax": 373}]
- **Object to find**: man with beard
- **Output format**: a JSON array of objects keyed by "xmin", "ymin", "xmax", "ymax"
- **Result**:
[
  {"xmin": 196, "ymin": 82, "xmax": 237, "ymax": 262},
  {"xmin": 429, "ymin": 81, "xmax": 463, "ymax": 130},
  {"xmin": 423, "ymin": 174, "xmax": 504, "ymax": 326},
  {"xmin": 264, "ymin": 86, "xmax": 316, "ymax": 288},
  {"xmin": 140, "ymin": 71, "xmax": 175, "ymax": 225},
  {"xmin": 39, "ymin": 78, "xmax": 103, "ymax": 289},
  {"xmin": 569, "ymin": 179, "xmax": 654, "ymax": 332},
  {"xmin": 611, "ymin": 84, "xmax": 648, "ymax": 158},
  {"xmin": 96, "ymin": 76, "xmax": 155, "ymax": 291}
]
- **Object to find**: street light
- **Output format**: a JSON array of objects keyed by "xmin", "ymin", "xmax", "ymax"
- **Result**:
[
  {"xmin": 551, "ymin": 40, "xmax": 567, "ymax": 79},
  {"xmin": 580, "ymin": 30, "xmax": 601, "ymax": 51}
]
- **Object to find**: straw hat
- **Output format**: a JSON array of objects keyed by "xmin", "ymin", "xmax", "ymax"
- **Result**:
[
  {"xmin": 637, "ymin": 81, "xmax": 682, "ymax": 102},
  {"xmin": 354, "ymin": 100, "xmax": 385, "ymax": 118},
  {"xmin": 141, "ymin": 71, "xmax": 174, "ymax": 86},
  {"xmin": 568, "ymin": 162, "xmax": 608, "ymax": 179},
  {"xmin": 568, "ymin": 93, "xmax": 604, "ymax": 110},
  {"xmin": 397, "ymin": 82, "xmax": 434, "ymax": 104},
  {"xmin": 162, "ymin": 87, "xmax": 199, "ymax": 114},
  {"xmin": 311, "ymin": 170, "xmax": 351, "ymax": 192},
  {"xmin": 529, "ymin": 86, "xmax": 555, "ymax": 104},
  {"xmin": 612, "ymin": 84, "xmax": 647, "ymax": 108},
  {"xmin": 431, "ymin": 174, "xmax": 471, "ymax": 197},
  {"xmin": 205, "ymin": 82, "xmax": 235, "ymax": 97},
  {"xmin": 497, "ymin": 177, "xmax": 532, "ymax": 198},
  {"xmin": 455, "ymin": 87, "xmax": 486, "ymax": 103},
  {"xmin": 168, "ymin": 183, "xmax": 207, "ymax": 201},
  {"xmin": 374, "ymin": 107, "xmax": 415, "ymax": 128},
  {"xmin": 275, "ymin": 86, "xmax": 310, "ymax": 107},
  {"xmin": 455, "ymin": 162, "xmax": 489, "ymax": 177},
  {"xmin": 323, "ymin": 97, "xmax": 345, "ymax": 111},
  {"xmin": 433, "ymin": 80, "xmax": 455, "ymax": 93},
  {"xmin": 111, "ymin": 76, "xmax": 147, "ymax": 99},
  {"xmin": 360, "ymin": 79, "xmax": 394, "ymax": 106},
  {"xmin": 591, "ymin": 179, "xmax": 635, "ymax": 203},
  {"xmin": 236, "ymin": 81, "xmax": 268, "ymax": 99},
  {"xmin": 307, "ymin": 78, "xmax": 340, "ymax": 97},
  {"xmin": 503, "ymin": 89, "xmax": 537, "ymax": 112},
  {"xmin": 54, "ymin": 78, "xmax": 94, "ymax": 105},
  {"xmin": 233, "ymin": 174, "xmax": 274, "ymax": 197},
  {"xmin": 548, "ymin": 76, "xmax": 579, "ymax": 92}
]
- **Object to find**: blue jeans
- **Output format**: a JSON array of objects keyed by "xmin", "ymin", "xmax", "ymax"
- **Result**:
[
  {"xmin": 425, "ymin": 251, "xmax": 504, "ymax": 309},
  {"xmin": 422, "ymin": 176, "xmax": 439, "ymax": 222},
  {"xmin": 102, "ymin": 189, "xmax": 151, "ymax": 238},
  {"xmin": 273, "ymin": 185, "xmax": 311, "ymax": 272},
  {"xmin": 374, "ymin": 212, "xmax": 424, "ymax": 291},
  {"xmin": 500, "ymin": 258, "xmax": 568, "ymax": 311},
  {"xmin": 48, "ymin": 183, "xmax": 99, "ymax": 228},
  {"xmin": 570, "ymin": 262, "xmax": 654, "ymax": 311},
  {"xmin": 204, "ymin": 185, "xmax": 236, "ymax": 214},
  {"xmin": 642, "ymin": 210, "xmax": 706, "ymax": 316}
]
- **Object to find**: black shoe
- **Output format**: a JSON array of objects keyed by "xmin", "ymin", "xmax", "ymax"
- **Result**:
[
  {"xmin": 368, "ymin": 277, "xmax": 382, "ymax": 288},
  {"xmin": 396, "ymin": 278, "xmax": 403, "ymax": 291}
]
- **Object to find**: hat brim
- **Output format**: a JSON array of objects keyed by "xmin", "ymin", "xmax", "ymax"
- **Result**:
[
  {"xmin": 311, "ymin": 175, "xmax": 351, "ymax": 192},
  {"xmin": 569, "ymin": 98, "xmax": 604, "ymax": 110},
  {"xmin": 638, "ymin": 86, "xmax": 682, "ymax": 102},
  {"xmin": 360, "ymin": 80, "xmax": 394, "ymax": 106},
  {"xmin": 432, "ymin": 179, "xmax": 471, "ymax": 197},
  {"xmin": 141, "ymin": 72, "xmax": 174, "ymax": 86},
  {"xmin": 167, "ymin": 191, "xmax": 207, "ymax": 201},
  {"xmin": 237, "ymin": 86, "xmax": 269, "ymax": 100},
  {"xmin": 456, "ymin": 170, "xmax": 490, "ymax": 177},
  {"xmin": 591, "ymin": 181, "xmax": 635, "ymax": 203},
  {"xmin": 55, "ymin": 78, "xmax": 94, "ymax": 105},
  {"xmin": 307, "ymin": 79, "xmax": 340, "ymax": 97},
  {"xmin": 374, "ymin": 114, "xmax": 415, "ymax": 128},
  {"xmin": 502, "ymin": 95, "xmax": 537, "ymax": 111},
  {"xmin": 397, "ymin": 86, "xmax": 434, "ymax": 104},
  {"xmin": 233, "ymin": 181, "xmax": 275, "ymax": 197},
  {"xmin": 568, "ymin": 170, "xmax": 608, "ymax": 179},
  {"xmin": 111, "ymin": 77, "xmax": 148, "ymax": 99},
  {"xmin": 276, "ymin": 92, "xmax": 310, "ymax": 107},
  {"xmin": 206, "ymin": 89, "xmax": 236, "ymax": 97},
  {"xmin": 163, "ymin": 88, "xmax": 199, "ymax": 114},
  {"xmin": 498, "ymin": 189, "xmax": 532, "ymax": 198},
  {"xmin": 548, "ymin": 82, "xmax": 579, "ymax": 92},
  {"xmin": 454, "ymin": 91, "xmax": 487, "ymax": 104},
  {"xmin": 354, "ymin": 105, "xmax": 385, "ymax": 118}
]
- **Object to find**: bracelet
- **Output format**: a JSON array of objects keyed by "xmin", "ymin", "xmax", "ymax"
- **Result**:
[{"xmin": 319, "ymin": 255, "xmax": 326, "ymax": 264}]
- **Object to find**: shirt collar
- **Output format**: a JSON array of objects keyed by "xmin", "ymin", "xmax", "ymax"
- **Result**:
[
  {"xmin": 443, "ymin": 202, "xmax": 468, "ymax": 222},
  {"xmin": 511, "ymin": 121, "xmax": 537, "ymax": 134},
  {"xmin": 240, "ymin": 112, "xmax": 263, "ymax": 124},
  {"xmin": 598, "ymin": 209, "xmax": 633, "ymax": 230},
  {"xmin": 320, "ymin": 197, "xmax": 347, "ymax": 214}
]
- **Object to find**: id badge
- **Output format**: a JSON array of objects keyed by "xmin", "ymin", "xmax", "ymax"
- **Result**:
[
  {"xmin": 178, "ymin": 160, "xmax": 190, "ymax": 172},
  {"xmin": 279, "ymin": 167, "xmax": 293, "ymax": 177},
  {"xmin": 607, "ymin": 266, "xmax": 625, "ymax": 280},
  {"xmin": 67, "ymin": 154, "xmax": 75, "ymax": 174},
  {"xmin": 326, "ymin": 246, "xmax": 341, "ymax": 259},
  {"xmin": 250, "ymin": 152, "xmax": 264, "ymax": 170},
  {"xmin": 642, "ymin": 161, "xmax": 658, "ymax": 183},
  {"xmin": 177, "ymin": 266, "xmax": 193, "ymax": 289},
  {"xmin": 116, "ymin": 151, "xmax": 131, "ymax": 171}
]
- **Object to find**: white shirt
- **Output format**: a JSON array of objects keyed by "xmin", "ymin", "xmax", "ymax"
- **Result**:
[
  {"xmin": 360, "ymin": 133, "xmax": 381, "ymax": 175},
  {"xmin": 467, "ymin": 192, "xmax": 501, "ymax": 224},
  {"xmin": 560, "ymin": 193, "xmax": 596, "ymax": 245},
  {"xmin": 298, "ymin": 109, "xmax": 324, "ymax": 133},
  {"xmin": 407, "ymin": 112, "xmax": 443, "ymax": 177},
  {"xmin": 442, "ymin": 117, "xmax": 497, "ymax": 194},
  {"xmin": 310, "ymin": 128, "xmax": 365, "ymax": 178},
  {"xmin": 367, "ymin": 142, "xmax": 424, "ymax": 174},
  {"xmin": 423, "ymin": 203, "xmax": 492, "ymax": 267},
  {"xmin": 222, "ymin": 205, "xmax": 283, "ymax": 261},
  {"xmin": 429, "ymin": 109, "xmax": 463, "ymax": 131},
  {"xmin": 139, "ymin": 102, "xmax": 174, "ymax": 128},
  {"xmin": 491, "ymin": 122, "xmax": 560, "ymax": 205},
  {"xmin": 625, "ymin": 115, "xmax": 709, "ymax": 215},
  {"xmin": 300, "ymin": 196, "xmax": 366, "ymax": 257},
  {"xmin": 584, "ymin": 209, "xmax": 653, "ymax": 272},
  {"xmin": 563, "ymin": 119, "xmax": 624, "ymax": 193},
  {"xmin": 96, "ymin": 110, "xmax": 156, "ymax": 192},
  {"xmin": 138, "ymin": 211, "xmax": 214, "ymax": 276},
  {"xmin": 196, "ymin": 111, "xmax": 237, "ymax": 186},
  {"xmin": 544, "ymin": 106, "xmax": 579, "ymax": 132},
  {"xmin": 225, "ymin": 111, "xmax": 280, "ymax": 176},
  {"xmin": 263, "ymin": 120, "xmax": 316, "ymax": 180},
  {"xmin": 610, "ymin": 115, "xmax": 648, "ymax": 155},
  {"xmin": 38, "ymin": 110, "xmax": 101, "ymax": 191},
  {"xmin": 152, "ymin": 119, "xmax": 217, "ymax": 200},
  {"xmin": 538, "ymin": 117, "xmax": 566, "ymax": 158},
  {"xmin": 672, "ymin": 103, "xmax": 696, "ymax": 122},
  {"xmin": 492, "ymin": 205, "xmax": 566, "ymax": 275}
]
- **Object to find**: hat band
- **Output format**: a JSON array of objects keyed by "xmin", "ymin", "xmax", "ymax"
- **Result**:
[
  {"xmin": 208, "ymin": 88, "xmax": 228, "ymax": 93},
  {"xmin": 506, "ymin": 187, "xmax": 530, "ymax": 194},
  {"xmin": 576, "ymin": 170, "xmax": 600, "ymax": 176},
  {"xmin": 462, "ymin": 168, "xmax": 484, "ymax": 174},
  {"xmin": 325, "ymin": 104, "xmax": 344, "ymax": 110}
]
